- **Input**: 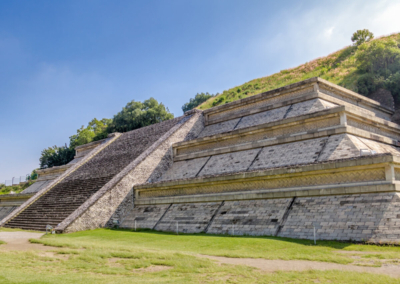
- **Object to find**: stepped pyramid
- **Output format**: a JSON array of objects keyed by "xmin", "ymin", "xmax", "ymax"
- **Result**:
[
  {"xmin": 115, "ymin": 78, "xmax": 400, "ymax": 243},
  {"xmin": 2, "ymin": 77, "xmax": 400, "ymax": 243},
  {"xmin": 0, "ymin": 111, "xmax": 203, "ymax": 231}
]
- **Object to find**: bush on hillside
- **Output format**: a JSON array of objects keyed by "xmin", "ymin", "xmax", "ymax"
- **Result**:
[
  {"xmin": 351, "ymin": 29, "xmax": 374, "ymax": 46},
  {"xmin": 356, "ymin": 37, "xmax": 400, "ymax": 102},
  {"xmin": 182, "ymin": 92, "xmax": 215, "ymax": 113}
]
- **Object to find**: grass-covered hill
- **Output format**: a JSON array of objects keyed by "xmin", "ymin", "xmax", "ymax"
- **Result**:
[{"xmin": 197, "ymin": 33, "xmax": 400, "ymax": 111}]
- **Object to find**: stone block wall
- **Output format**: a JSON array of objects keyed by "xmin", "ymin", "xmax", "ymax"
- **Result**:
[
  {"xmin": 120, "ymin": 204, "xmax": 171, "ymax": 229},
  {"xmin": 198, "ymin": 98, "xmax": 338, "ymax": 139},
  {"xmin": 118, "ymin": 192, "xmax": 400, "ymax": 242},
  {"xmin": 207, "ymin": 199, "xmax": 292, "ymax": 236},
  {"xmin": 155, "ymin": 202, "xmax": 221, "ymax": 233},
  {"xmin": 279, "ymin": 193, "xmax": 400, "ymax": 242}
]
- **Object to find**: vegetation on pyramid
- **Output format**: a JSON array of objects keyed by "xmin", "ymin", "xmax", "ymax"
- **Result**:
[
  {"xmin": 196, "ymin": 32, "xmax": 400, "ymax": 110},
  {"xmin": 40, "ymin": 97, "xmax": 173, "ymax": 169}
]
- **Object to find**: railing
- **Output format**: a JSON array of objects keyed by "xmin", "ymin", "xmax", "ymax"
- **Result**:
[{"xmin": 3, "ymin": 175, "xmax": 31, "ymax": 186}]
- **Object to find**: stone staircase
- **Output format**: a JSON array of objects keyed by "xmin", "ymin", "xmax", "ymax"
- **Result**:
[
  {"xmin": 4, "ymin": 176, "xmax": 112, "ymax": 231},
  {"xmin": 1, "ymin": 114, "xmax": 200, "ymax": 232}
]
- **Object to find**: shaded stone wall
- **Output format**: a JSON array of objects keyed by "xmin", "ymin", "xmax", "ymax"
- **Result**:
[
  {"xmin": 120, "ymin": 203, "xmax": 170, "ymax": 230},
  {"xmin": 154, "ymin": 202, "xmax": 221, "ymax": 233},
  {"xmin": 118, "ymin": 192, "xmax": 400, "ymax": 242},
  {"xmin": 207, "ymin": 199, "xmax": 292, "ymax": 236},
  {"xmin": 0, "ymin": 207, "xmax": 17, "ymax": 222},
  {"xmin": 279, "ymin": 193, "xmax": 400, "ymax": 242}
]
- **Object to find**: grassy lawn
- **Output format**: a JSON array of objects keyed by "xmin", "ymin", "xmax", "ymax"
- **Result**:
[{"xmin": 1, "ymin": 229, "xmax": 400, "ymax": 283}]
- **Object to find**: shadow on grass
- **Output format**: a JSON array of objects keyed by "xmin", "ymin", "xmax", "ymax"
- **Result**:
[{"xmin": 109, "ymin": 227, "xmax": 354, "ymax": 250}]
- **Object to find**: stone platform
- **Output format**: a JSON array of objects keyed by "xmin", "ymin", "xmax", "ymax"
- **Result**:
[
  {"xmin": 3, "ymin": 77, "xmax": 400, "ymax": 243},
  {"xmin": 113, "ymin": 78, "xmax": 400, "ymax": 243}
]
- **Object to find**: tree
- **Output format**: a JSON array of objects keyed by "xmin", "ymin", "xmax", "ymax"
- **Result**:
[
  {"xmin": 108, "ymin": 97, "xmax": 174, "ymax": 133},
  {"xmin": 39, "ymin": 145, "xmax": 75, "ymax": 169},
  {"xmin": 29, "ymin": 169, "xmax": 38, "ymax": 180},
  {"xmin": 351, "ymin": 29, "xmax": 374, "ymax": 46},
  {"xmin": 69, "ymin": 118, "xmax": 111, "ymax": 148},
  {"xmin": 38, "ymin": 98, "xmax": 173, "ymax": 169},
  {"xmin": 182, "ymin": 92, "xmax": 215, "ymax": 113}
]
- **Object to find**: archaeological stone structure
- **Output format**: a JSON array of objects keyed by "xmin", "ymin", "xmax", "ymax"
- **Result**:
[
  {"xmin": 2, "ymin": 77, "xmax": 400, "ymax": 243},
  {"xmin": 0, "ymin": 140, "xmax": 105, "ymax": 222}
]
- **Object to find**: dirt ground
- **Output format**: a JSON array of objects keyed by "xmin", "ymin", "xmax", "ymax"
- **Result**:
[
  {"xmin": 2, "ymin": 231, "xmax": 400, "ymax": 278},
  {"xmin": 0, "ymin": 231, "xmax": 47, "ymax": 251},
  {"xmin": 201, "ymin": 255, "xmax": 400, "ymax": 278}
]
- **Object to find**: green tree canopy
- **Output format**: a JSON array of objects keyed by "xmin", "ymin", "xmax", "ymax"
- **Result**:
[
  {"xmin": 108, "ymin": 97, "xmax": 174, "ymax": 133},
  {"xmin": 39, "ymin": 145, "xmax": 75, "ymax": 169},
  {"xmin": 351, "ymin": 29, "xmax": 374, "ymax": 46},
  {"xmin": 355, "ymin": 37, "xmax": 400, "ymax": 101},
  {"xmin": 182, "ymin": 92, "xmax": 215, "ymax": 113},
  {"xmin": 69, "ymin": 118, "xmax": 111, "ymax": 148},
  {"xmin": 356, "ymin": 38, "xmax": 400, "ymax": 74},
  {"xmin": 39, "ymin": 97, "xmax": 173, "ymax": 169}
]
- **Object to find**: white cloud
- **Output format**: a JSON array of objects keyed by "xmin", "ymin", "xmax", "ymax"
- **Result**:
[{"xmin": 324, "ymin": 27, "xmax": 335, "ymax": 39}]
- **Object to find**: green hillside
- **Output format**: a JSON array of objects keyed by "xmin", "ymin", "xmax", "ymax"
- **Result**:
[{"xmin": 197, "ymin": 33, "xmax": 400, "ymax": 110}]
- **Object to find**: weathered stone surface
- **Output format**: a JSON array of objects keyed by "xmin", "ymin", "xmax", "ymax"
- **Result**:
[
  {"xmin": 235, "ymin": 105, "xmax": 290, "ymax": 130},
  {"xmin": 198, "ymin": 118, "xmax": 240, "ymax": 138},
  {"xmin": 279, "ymin": 193, "xmax": 400, "ymax": 242},
  {"xmin": 207, "ymin": 199, "xmax": 291, "ymax": 236},
  {"xmin": 198, "ymin": 148, "xmax": 261, "ymax": 176},
  {"xmin": 120, "ymin": 203, "xmax": 171, "ymax": 229},
  {"xmin": 158, "ymin": 157, "xmax": 210, "ymax": 181},
  {"xmin": 317, "ymin": 134, "xmax": 365, "ymax": 161},
  {"xmin": 155, "ymin": 202, "xmax": 221, "ymax": 233},
  {"xmin": 357, "ymin": 137, "xmax": 400, "ymax": 156},
  {"xmin": 285, "ymin": 98, "xmax": 337, "ymax": 118},
  {"xmin": 249, "ymin": 138, "xmax": 328, "ymax": 170}
]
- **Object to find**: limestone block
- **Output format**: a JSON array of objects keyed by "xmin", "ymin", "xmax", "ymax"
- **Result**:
[
  {"xmin": 249, "ymin": 138, "xmax": 328, "ymax": 170},
  {"xmin": 120, "ymin": 204, "xmax": 170, "ymax": 229},
  {"xmin": 285, "ymin": 98, "xmax": 337, "ymax": 118},
  {"xmin": 198, "ymin": 148, "xmax": 261, "ymax": 176},
  {"xmin": 357, "ymin": 137, "xmax": 400, "ymax": 156},
  {"xmin": 155, "ymin": 202, "xmax": 221, "ymax": 233},
  {"xmin": 278, "ymin": 193, "xmax": 400, "ymax": 242},
  {"xmin": 207, "ymin": 199, "xmax": 292, "ymax": 236},
  {"xmin": 317, "ymin": 134, "xmax": 366, "ymax": 161},
  {"xmin": 158, "ymin": 157, "xmax": 210, "ymax": 181},
  {"xmin": 198, "ymin": 118, "xmax": 241, "ymax": 138},
  {"xmin": 235, "ymin": 105, "xmax": 290, "ymax": 130}
]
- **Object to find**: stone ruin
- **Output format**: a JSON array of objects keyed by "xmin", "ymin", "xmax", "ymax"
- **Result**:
[{"xmin": 2, "ymin": 77, "xmax": 400, "ymax": 243}]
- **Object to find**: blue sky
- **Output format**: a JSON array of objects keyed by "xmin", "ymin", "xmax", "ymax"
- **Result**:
[{"xmin": 1, "ymin": 0, "xmax": 400, "ymax": 183}]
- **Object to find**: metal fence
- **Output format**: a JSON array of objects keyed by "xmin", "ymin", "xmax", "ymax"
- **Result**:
[{"xmin": 3, "ymin": 175, "xmax": 30, "ymax": 186}]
